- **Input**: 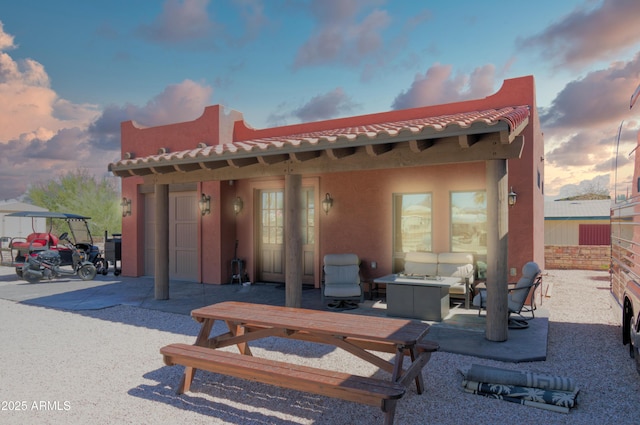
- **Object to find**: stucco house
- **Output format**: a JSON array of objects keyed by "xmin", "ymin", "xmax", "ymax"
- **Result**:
[{"xmin": 108, "ymin": 75, "xmax": 544, "ymax": 340}]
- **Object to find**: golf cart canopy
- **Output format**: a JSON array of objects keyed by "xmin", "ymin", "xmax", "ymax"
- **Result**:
[
  {"xmin": 5, "ymin": 211, "xmax": 91, "ymax": 220},
  {"xmin": 5, "ymin": 211, "xmax": 93, "ymax": 245}
]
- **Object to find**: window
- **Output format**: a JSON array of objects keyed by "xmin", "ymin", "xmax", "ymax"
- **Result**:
[
  {"xmin": 261, "ymin": 190, "xmax": 284, "ymax": 244},
  {"xmin": 301, "ymin": 188, "xmax": 314, "ymax": 245},
  {"xmin": 450, "ymin": 191, "xmax": 487, "ymax": 254},
  {"xmin": 393, "ymin": 193, "xmax": 432, "ymax": 254}
]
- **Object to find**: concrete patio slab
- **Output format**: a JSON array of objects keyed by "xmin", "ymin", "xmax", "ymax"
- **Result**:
[{"xmin": 0, "ymin": 266, "xmax": 547, "ymax": 362}]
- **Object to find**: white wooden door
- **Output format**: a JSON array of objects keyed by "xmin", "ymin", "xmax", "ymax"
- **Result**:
[{"xmin": 144, "ymin": 192, "xmax": 198, "ymax": 281}]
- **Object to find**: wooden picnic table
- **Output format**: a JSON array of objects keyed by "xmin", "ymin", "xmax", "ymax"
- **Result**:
[{"xmin": 161, "ymin": 301, "xmax": 438, "ymax": 425}]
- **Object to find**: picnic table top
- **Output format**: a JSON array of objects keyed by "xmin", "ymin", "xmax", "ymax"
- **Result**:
[{"xmin": 191, "ymin": 301, "xmax": 431, "ymax": 346}]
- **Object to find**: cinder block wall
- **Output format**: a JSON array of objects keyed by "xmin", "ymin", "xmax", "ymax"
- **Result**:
[{"xmin": 544, "ymin": 245, "xmax": 610, "ymax": 270}]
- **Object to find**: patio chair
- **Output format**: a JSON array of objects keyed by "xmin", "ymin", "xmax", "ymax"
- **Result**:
[
  {"xmin": 322, "ymin": 253, "xmax": 364, "ymax": 310},
  {"xmin": 473, "ymin": 262, "xmax": 542, "ymax": 329}
]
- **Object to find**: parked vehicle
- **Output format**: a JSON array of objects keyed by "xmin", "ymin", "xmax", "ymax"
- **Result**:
[
  {"xmin": 21, "ymin": 232, "xmax": 97, "ymax": 283},
  {"xmin": 0, "ymin": 211, "xmax": 106, "ymax": 281},
  {"xmin": 611, "ymin": 85, "xmax": 640, "ymax": 374}
]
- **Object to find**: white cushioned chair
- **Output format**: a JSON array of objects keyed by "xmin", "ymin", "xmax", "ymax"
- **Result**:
[{"xmin": 322, "ymin": 253, "xmax": 363, "ymax": 310}]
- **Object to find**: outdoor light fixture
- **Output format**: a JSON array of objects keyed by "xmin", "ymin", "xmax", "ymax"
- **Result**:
[
  {"xmin": 322, "ymin": 193, "xmax": 333, "ymax": 215},
  {"xmin": 233, "ymin": 196, "xmax": 244, "ymax": 215},
  {"xmin": 508, "ymin": 187, "xmax": 517, "ymax": 207},
  {"xmin": 199, "ymin": 193, "xmax": 211, "ymax": 216},
  {"xmin": 121, "ymin": 197, "xmax": 132, "ymax": 217}
]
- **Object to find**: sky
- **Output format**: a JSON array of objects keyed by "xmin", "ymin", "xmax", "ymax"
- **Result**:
[{"xmin": 1, "ymin": 0, "xmax": 640, "ymax": 201}]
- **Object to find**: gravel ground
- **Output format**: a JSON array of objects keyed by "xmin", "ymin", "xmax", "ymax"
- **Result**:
[{"xmin": 0, "ymin": 269, "xmax": 638, "ymax": 425}]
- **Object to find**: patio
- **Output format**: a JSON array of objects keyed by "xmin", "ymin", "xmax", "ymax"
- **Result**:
[{"xmin": 0, "ymin": 266, "xmax": 547, "ymax": 362}]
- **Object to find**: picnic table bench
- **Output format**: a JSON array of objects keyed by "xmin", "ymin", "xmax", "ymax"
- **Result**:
[{"xmin": 160, "ymin": 301, "xmax": 439, "ymax": 425}]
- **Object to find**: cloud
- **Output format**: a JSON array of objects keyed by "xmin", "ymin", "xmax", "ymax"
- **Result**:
[
  {"xmin": 0, "ymin": 77, "xmax": 213, "ymax": 199},
  {"xmin": 391, "ymin": 63, "xmax": 496, "ymax": 109},
  {"xmin": 129, "ymin": 79, "xmax": 213, "ymax": 126},
  {"xmin": 0, "ymin": 21, "xmax": 14, "ymax": 50},
  {"xmin": 540, "ymin": 53, "xmax": 640, "ymax": 196},
  {"xmin": 86, "ymin": 106, "xmax": 130, "ymax": 151},
  {"xmin": 25, "ymin": 127, "xmax": 90, "ymax": 161},
  {"xmin": 135, "ymin": 0, "xmax": 272, "ymax": 49},
  {"xmin": 517, "ymin": 0, "xmax": 640, "ymax": 69},
  {"xmin": 0, "ymin": 23, "xmax": 100, "ymax": 142},
  {"xmin": 0, "ymin": 128, "xmax": 95, "ymax": 199},
  {"xmin": 231, "ymin": 0, "xmax": 270, "ymax": 46},
  {"xmin": 136, "ymin": 0, "xmax": 217, "ymax": 45},
  {"xmin": 293, "ymin": 0, "xmax": 390, "ymax": 68},
  {"xmin": 554, "ymin": 174, "xmax": 611, "ymax": 199},
  {"xmin": 0, "ymin": 22, "xmax": 214, "ymax": 200},
  {"xmin": 265, "ymin": 101, "xmax": 291, "ymax": 128},
  {"xmin": 545, "ymin": 128, "xmax": 616, "ymax": 168},
  {"xmin": 292, "ymin": 87, "xmax": 358, "ymax": 122},
  {"xmin": 266, "ymin": 87, "xmax": 359, "ymax": 126},
  {"xmin": 540, "ymin": 53, "xmax": 640, "ymax": 129},
  {"xmin": 87, "ymin": 79, "xmax": 213, "ymax": 150}
]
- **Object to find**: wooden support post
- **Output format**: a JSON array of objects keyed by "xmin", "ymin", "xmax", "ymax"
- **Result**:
[
  {"xmin": 285, "ymin": 173, "xmax": 302, "ymax": 308},
  {"xmin": 155, "ymin": 184, "xmax": 170, "ymax": 300},
  {"xmin": 485, "ymin": 160, "xmax": 509, "ymax": 342}
]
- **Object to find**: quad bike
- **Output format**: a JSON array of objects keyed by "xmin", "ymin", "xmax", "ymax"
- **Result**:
[{"xmin": 21, "ymin": 232, "xmax": 97, "ymax": 283}]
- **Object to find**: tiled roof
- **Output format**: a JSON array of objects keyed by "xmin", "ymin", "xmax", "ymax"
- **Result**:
[{"xmin": 110, "ymin": 106, "xmax": 529, "ymax": 175}]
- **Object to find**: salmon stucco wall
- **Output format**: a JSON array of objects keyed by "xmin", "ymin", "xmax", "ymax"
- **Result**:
[
  {"xmin": 116, "ymin": 76, "xmax": 544, "ymax": 285},
  {"xmin": 318, "ymin": 163, "xmax": 488, "ymax": 281}
]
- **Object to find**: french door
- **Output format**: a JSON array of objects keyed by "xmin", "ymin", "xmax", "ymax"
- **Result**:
[{"xmin": 256, "ymin": 188, "xmax": 315, "ymax": 284}]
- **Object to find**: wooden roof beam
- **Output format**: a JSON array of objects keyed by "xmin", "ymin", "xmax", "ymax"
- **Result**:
[
  {"xmin": 199, "ymin": 161, "xmax": 228, "ymax": 170},
  {"xmin": 149, "ymin": 165, "xmax": 176, "ymax": 175},
  {"xmin": 289, "ymin": 151, "xmax": 321, "ymax": 162},
  {"xmin": 327, "ymin": 147, "xmax": 356, "ymax": 160},
  {"xmin": 366, "ymin": 143, "xmax": 393, "ymax": 157},
  {"xmin": 174, "ymin": 163, "xmax": 202, "ymax": 172},
  {"xmin": 457, "ymin": 133, "xmax": 480, "ymax": 148},
  {"xmin": 258, "ymin": 153, "xmax": 289, "ymax": 165},
  {"xmin": 227, "ymin": 157, "xmax": 260, "ymax": 168},
  {"xmin": 125, "ymin": 168, "xmax": 152, "ymax": 177},
  {"xmin": 409, "ymin": 139, "xmax": 434, "ymax": 153}
]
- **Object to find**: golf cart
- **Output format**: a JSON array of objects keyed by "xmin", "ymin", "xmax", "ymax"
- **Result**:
[{"xmin": 0, "ymin": 211, "xmax": 106, "ymax": 282}]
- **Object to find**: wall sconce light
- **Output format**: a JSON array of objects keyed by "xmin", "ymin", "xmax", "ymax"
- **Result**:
[
  {"xmin": 322, "ymin": 193, "xmax": 333, "ymax": 215},
  {"xmin": 199, "ymin": 193, "xmax": 211, "ymax": 216},
  {"xmin": 233, "ymin": 197, "xmax": 244, "ymax": 215},
  {"xmin": 121, "ymin": 197, "xmax": 132, "ymax": 217},
  {"xmin": 508, "ymin": 187, "xmax": 517, "ymax": 207}
]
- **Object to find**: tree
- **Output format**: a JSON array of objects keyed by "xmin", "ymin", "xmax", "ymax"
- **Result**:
[
  {"xmin": 557, "ymin": 176, "xmax": 611, "ymax": 200},
  {"xmin": 27, "ymin": 170, "xmax": 122, "ymax": 239},
  {"xmin": 556, "ymin": 180, "xmax": 611, "ymax": 201}
]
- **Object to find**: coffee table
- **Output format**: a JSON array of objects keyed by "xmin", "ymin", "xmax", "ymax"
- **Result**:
[{"xmin": 374, "ymin": 274, "xmax": 460, "ymax": 321}]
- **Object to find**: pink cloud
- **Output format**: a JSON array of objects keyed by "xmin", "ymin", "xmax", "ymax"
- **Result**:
[
  {"xmin": 87, "ymin": 79, "xmax": 213, "ymax": 151},
  {"xmin": 0, "ymin": 22, "xmax": 215, "ymax": 199},
  {"xmin": 293, "ymin": 0, "xmax": 390, "ymax": 68},
  {"xmin": 391, "ymin": 63, "xmax": 496, "ymax": 109},
  {"xmin": 0, "ymin": 21, "xmax": 14, "ymax": 50},
  {"xmin": 539, "ymin": 55, "xmax": 640, "ymax": 196},
  {"xmin": 517, "ymin": 0, "xmax": 640, "ymax": 68},
  {"xmin": 540, "ymin": 52, "xmax": 640, "ymax": 129}
]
